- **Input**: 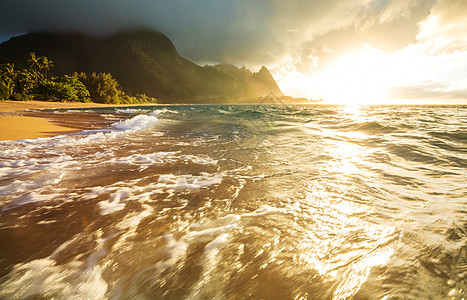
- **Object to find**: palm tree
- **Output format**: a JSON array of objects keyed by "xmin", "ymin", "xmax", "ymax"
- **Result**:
[
  {"xmin": 27, "ymin": 52, "xmax": 41, "ymax": 82},
  {"xmin": 13, "ymin": 69, "xmax": 34, "ymax": 98},
  {"xmin": 0, "ymin": 63, "xmax": 16, "ymax": 96},
  {"xmin": 39, "ymin": 56, "xmax": 54, "ymax": 80}
]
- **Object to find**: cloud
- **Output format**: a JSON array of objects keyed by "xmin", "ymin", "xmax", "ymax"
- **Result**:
[
  {"xmin": 266, "ymin": 0, "xmax": 434, "ymax": 75},
  {"xmin": 389, "ymin": 80, "xmax": 467, "ymax": 99},
  {"xmin": 0, "ymin": 0, "xmax": 439, "ymax": 67},
  {"xmin": 1, "ymin": 0, "xmax": 466, "ymax": 102},
  {"xmin": 270, "ymin": 0, "xmax": 467, "ymax": 102},
  {"xmin": 416, "ymin": 0, "xmax": 467, "ymax": 54}
]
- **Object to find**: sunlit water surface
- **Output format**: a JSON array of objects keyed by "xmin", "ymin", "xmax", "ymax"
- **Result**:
[{"xmin": 0, "ymin": 104, "xmax": 466, "ymax": 299}]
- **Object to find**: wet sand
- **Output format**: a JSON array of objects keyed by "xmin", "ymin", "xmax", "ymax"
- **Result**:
[
  {"xmin": 0, "ymin": 115, "xmax": 78, "ymax": 141},
  {"xmin": 0, "ymin": 101, "xmax": 154, "ymax": 141}
]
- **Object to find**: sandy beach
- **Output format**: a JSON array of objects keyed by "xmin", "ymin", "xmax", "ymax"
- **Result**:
[{"xmin": 0, "ymin": 101, "xmax": 153, "ymax": 141}]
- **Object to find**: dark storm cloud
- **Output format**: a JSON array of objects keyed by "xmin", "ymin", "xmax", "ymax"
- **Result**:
[
  {"xmin": 0, "ymin": 0, "xmax": 460, "ymax": 68},
  {"xmin": 0, "ymin": 0, "xmax": 283, "ymax": 65}
]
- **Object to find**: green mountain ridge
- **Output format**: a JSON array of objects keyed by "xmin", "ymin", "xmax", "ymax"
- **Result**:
[{"xmin": 0, "ymin": 30, "xmax": 283, "ymax": 103}]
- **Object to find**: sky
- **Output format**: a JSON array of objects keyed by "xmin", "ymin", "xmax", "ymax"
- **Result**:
[{"xmin": 1, "ymin": 0, "xmax": 466, "ymax": 104}]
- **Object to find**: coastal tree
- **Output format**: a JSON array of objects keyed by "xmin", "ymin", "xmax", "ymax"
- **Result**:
[
  {"xmin": 39, "ymin": 56, "xmax": 54, "ymax": 80},
  {"xmin": 0, "ymin": 63, "xmax": 16, "ymax": 98},
  {"xmin": 35, "ymin": 75, "xmax": 90, "ymax": 102},
  {"xmin": 74, "ymin": 72, "xmax": 121, "ymax": 103},
  {"xmin": 27, "ymin": 52, "xmax": 41, "ymax": 82},
  {"xmin": 53, "ymin": 75, "xmax": 90, "ymax": 101},
  {"xmin": 0, "ymin": 82, "xmax": 7, "ymax": 100},
  {"xmin": 12, "ymin": 69, "xmax": 34, "ymax": 100},
  {"xmin": 1, "ymin": 54, "xmax": 156, "ymax": 103}
]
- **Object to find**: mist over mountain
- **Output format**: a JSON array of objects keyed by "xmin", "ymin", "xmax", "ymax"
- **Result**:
[{"xmin": 0, "ymin": 29, "xmax": 283, "ymax": 103}]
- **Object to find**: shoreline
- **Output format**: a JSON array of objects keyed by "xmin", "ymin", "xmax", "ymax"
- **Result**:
[
  {"xmin": 0, "ymin": 100, "xmax": 157, "ymax": 141},
  {"xmin": 0, "ymin": 100, "xmax": 158, "ymax": 113}
]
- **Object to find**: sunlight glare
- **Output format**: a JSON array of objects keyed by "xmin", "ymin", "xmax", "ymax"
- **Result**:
[
  {"xmin": 321, "ymin": 46, "xmax": 393, "ymax": 105},
  {"xmin": 274, "ymin": 45, "xmax": 402, "ymax": 105}
]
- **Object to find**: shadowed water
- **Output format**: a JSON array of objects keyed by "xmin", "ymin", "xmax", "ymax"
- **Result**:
[{"xmin": 0, "ymin": 104, "xmax": 466, "ymax": 299}]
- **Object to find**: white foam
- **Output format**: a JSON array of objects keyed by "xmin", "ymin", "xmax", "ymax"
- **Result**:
[
  {"xmin": 0, "ymin": 155, "xmax": 75, "ymax": 171},
  {"xmin": 98, "ymin": 200, "xmax": 126, "ymax": 215},
  {"xmin": 117, "ymin": 205, "xmax": 154, "ymax": 230},
  {"xmin": 131, "ymin": 154, "xmax": 165, "ymax": 164},
  {"xmin": 0, "ymin": 147, "xmax": 222, "ymax": 210},
  {"xmin": 99, "ymin": 113, "xmax": 119, "ymax": 120},
  {"xmin": 186, "ymin": 214, "xmax": 240, "ymax": 244},
  {"xmin": 217, "ymin": 109, "xmax": 232, "ymax": 115},
  {"xmin": 95, "ymin": 151, "xmax": 217, "ymax": 172},
  {"xmin": 179, "ymin": 154, "xmax": 218, "ymax": 165},
  {"xmin": 0, "ymin": 231, "xmax": 112, "ymax": 299},
  {"xmin": 112, "ymin": 114, "xmax": 159, "ymax": 131},
  {"xmin": 14, "ymin": 192, "xmax": 60, "ymax": 206},
  {"xmin": 116, "ymin": 108, "xmax": 148, "ymax": 114},
  {"xmin": 98, "ymin": 188, "xmax": 132, "ymax": 215},
  {"xmin": 158, "ymin": 234, "xmax": 189, "ymax": 271},
  {"xmin": 204, "ymin": 233, "xmax": 230, "ymax": 254},
  {"xmin": 149, "ymin": 109, "xmax": 177, "ymax": 117},
  {"xmin": 112, "ymin": 152, "xmax": 217, "ymax": 169},
  {"xmin": 108, "ymin": 204, "xmax": 155, "ymax": 252},
  {"xmin": 0, "ymin": 258, "xmax": 108, "ymax": 299},
  {"xmin": 240, "ymin": 205, "xmax": 285, "ymax": 217},
  {"xmin": 66, "ymin": 109, "xmax": 92, "ymax": 113},
  {"xmin": 0, "ymin": 169, "xmax": 73, "ymax": 208},
  {"xmin": 182, "ymin": 214, "xmax": 241, "ymax": 299},
  {"xmin": 141, "ymin": 213, "xmax": 241, "ymax": 295},
  {"xmin": 158, "ymin": 173, "xmax": 223, "ymax": 190},
  {"xmin": 116, "ymin": 152, "xmax": 177, "ymax": 170}
]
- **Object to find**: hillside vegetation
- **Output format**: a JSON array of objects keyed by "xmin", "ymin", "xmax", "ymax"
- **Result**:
[
  {"xmin": 0, "ymin": 53, "xmax": 157, "ymax": 104},
  {"xmin": 0, "ymin": 30, "xmax": 283, "ymax": 103}
]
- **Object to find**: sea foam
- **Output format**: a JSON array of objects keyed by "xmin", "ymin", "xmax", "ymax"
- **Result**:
[
  {"xmin": 112, "ymin": 114, "xmax": 159, "ymax": 131},
  {"xmin": 116, "ymin": 108, "xmax": 148, "ymax": 114}
]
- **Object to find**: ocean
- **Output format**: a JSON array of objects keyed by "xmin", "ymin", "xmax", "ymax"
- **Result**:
[{"xmin": 0, "ymin": 104, "xmax": 466, "ymax": 299}]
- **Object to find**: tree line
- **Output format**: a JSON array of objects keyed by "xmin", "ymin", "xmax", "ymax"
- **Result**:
[{"xmin": 0, "ymin": 53, "xmax": 157, "ymax": 104}]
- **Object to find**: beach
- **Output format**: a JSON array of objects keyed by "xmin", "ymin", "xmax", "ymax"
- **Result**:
[{"xmin": 0, "ymin": 101, "xmax": 154, "ymax": 141}]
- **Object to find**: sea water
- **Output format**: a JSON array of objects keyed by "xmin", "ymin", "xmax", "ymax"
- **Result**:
[{"xmin": 0, "ymin": 104, "xmax": 466, "ymax": 299}]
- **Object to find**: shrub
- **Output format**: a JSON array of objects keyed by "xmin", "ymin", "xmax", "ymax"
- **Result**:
[
  {"xmin": 53, "ymin": 75, "xmax": 90, "ymax": 102},
  {"xmin": 34, "ymin": 76, "xmax": 90, "ymax": 102},
  {"xmin": 75, "ymin": 72, "xmax": 120, "ymax": 104}
]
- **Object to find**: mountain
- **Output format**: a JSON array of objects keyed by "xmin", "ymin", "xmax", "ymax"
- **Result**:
[{"xmin": 0, "ymin": 30, "xmax": 283, "ymax": 103}]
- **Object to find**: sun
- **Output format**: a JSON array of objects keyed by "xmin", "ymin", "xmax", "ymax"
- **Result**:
[
  {"xmin": 274, "ymin": 44, "xmax": 402, "ymax": 105},
  {"xmin": 320, "ymin": 47, "xmax": 394, "ymax": 105}
]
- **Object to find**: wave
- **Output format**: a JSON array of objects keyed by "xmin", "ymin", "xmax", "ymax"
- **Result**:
[
  {"xmin": 290, "ymin": 109, "xmax": 338, "ymax": 116},
  {"xmin": 385, "ymin": 143, "xmax": 450, "ymax": 165},
  {"xmin": 428, "ymin": 130, "xmax": 467, "ymax": 145},
  {"xmin": 233, "ymin": 109, "xmax": 264, "ymax": 119},
  {"xmin": 111, "ymin": 114, "xmax": 159, "ymax": 131},
  {"xmin": 329, "ymin": 121, "xmax": 397, "ymax": 134},
  {"xmin": 116, "ymin": 108, "xmax": 149, "ymax": 114}
]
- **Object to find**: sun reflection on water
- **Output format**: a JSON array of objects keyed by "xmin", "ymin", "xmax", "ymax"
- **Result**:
[
  {"xmin": 329, "ymin": 142, "xmax": 361, "ymax": 175},
  {"xmin": 342, "ymin": 104, "xmax": 365, "ymax": 118},
  {"xmin": 297, "ymin": 107, "xmax": 397, "ymax": 298},
  {"xmin": 297, "ymin": 181, "xmax": 397, "ymax": 299}
]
